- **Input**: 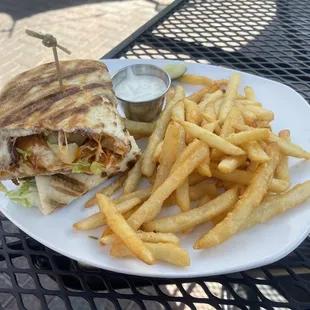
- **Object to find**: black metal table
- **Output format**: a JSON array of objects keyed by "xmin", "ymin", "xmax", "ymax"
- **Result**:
[{"xmin": 2, "ymin": 0, "xmax": 310, "ymax": 309}]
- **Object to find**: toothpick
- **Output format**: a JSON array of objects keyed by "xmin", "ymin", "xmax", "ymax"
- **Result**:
[{"xmin": 25, "ymin": 29, "xmax": 71, "ymax": 86}]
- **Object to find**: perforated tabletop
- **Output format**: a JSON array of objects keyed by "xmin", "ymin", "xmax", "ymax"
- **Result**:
[{"xmin": 1, "ymin": 0, "xmax": 310, "ymax": 309}]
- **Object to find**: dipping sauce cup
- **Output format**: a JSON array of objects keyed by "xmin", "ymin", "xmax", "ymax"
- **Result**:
[{"xmin": 112, "ymin": 64, "xmax": 171, "ymax": 122}]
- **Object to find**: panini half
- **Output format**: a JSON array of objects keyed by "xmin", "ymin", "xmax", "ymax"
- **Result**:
[{"xmin": 0, "ymin": 59, "xmax": 140, "ymax": 180}]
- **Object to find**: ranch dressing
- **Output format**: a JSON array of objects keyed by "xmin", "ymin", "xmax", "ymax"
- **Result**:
[{"xmin": 115, "ymin": 67, "xmax": 167, "ymax": 102}]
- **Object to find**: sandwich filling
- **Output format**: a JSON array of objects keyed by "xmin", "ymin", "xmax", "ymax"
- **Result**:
[{"xmin": 4, "ymin": 131, "xmax": 129, "ymax": 177}]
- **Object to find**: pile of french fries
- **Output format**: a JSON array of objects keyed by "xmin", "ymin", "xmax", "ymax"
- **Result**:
[{"xmin": 73, "ymin": 72, "xmax": 310, "ymax": 267}]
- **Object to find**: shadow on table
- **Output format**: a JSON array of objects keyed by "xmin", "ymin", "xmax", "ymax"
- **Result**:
[{"xmin": 0, "ymin": 0, "xmax": 166, "ymax": 38}]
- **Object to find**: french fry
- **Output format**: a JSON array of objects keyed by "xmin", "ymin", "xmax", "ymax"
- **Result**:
[
  {"xmin": 214, "ymin": 98, "xmax": 223, "ymax": 120},
  {"xmin": 178, "ymin": 121, "xmax": 246, "ymax": 156},
  {"xmin": 199, "ymin": 90, "xmax": 223, "ymax": 113},
  {"xmin": 269, "ymin": 132, "xmax": 310, "ymax": 159},
  {"xmin": 97, "ymin": 194, "xmax": 154, "ymax": 265},
  {"xmin": 220, "ymin": 106, "xmax": 242, "ymax": 137},
  {"xmin": 185, "ymin": 99, "xmax": 201, "ymax": 125},
  {"xmin": 201, "ymin": 111, "xmax": 215, "ymax": 123},
  {"xmin": 110, "ymin": 242, "xmax": 190, "ymax": 267},
  {"xmin": 218, "ymin": 156, "xmax": 247, "ymax": 174},
  {"xmin": 189, "ymin": 181, "xmax": 218, "ymax": 201},
  {"xmin": 113, "ymin": 187, "xmax": 152, "ymax": 205},
  {"xmin": 189, "ymin": 172, "xmax": 206, "ymax": 186},
  {"xmin": 245, "ymin": 105, "xmax": 274, "ymax": 121},
  {"xmin": 123, "ymin": 157, "xmax": 142, "ymax": 194},
  {"xmin": 210, "ymin": 164, "xmax": 289, "ymax": 193},
  {"xmin": 183, "ymin": 193, "xmax": 213, "ymax": 234},
  {"xmin": 219, "ymin": 73, "xmax": 241, "ymax": 124},
  {"xmin": 241, "ymin": 109, "xmax": 258, "ymax": 127},
  {"xmin": 142, "ymin": 85, "xmax": 185, "ymax": 177},
  {"xmin": 178, "ymin": 74, "xmax": 213, "ymax": 87},
  {"xmin": 174, "ymin": 123, "xmax": 190, "ymax": 212},
  {"xmin": 186, "ymin": 87, "xmax": 210, "ymax": 103},
  {"xmin": 122, "ymin": 118, "xmax": 156, "ymax": 137},
  {"xmin": 240, "ymin": 181, "xmax": 310, "ymax": 231},
  {"xmin": 126, "ymin": 142, "xmax": 210, "ymax": 230},
  {"xmin": 136, "ymin": 231, "xmax": 180, "ymax": 245},
  {"xmin": 257, "ymin": 120, "xmax": 271, "ymax": 128},
  {"xmin": 226, "ymin": 128, "xmax": 270, "ymax": 146},
  {"xmin": 74, "ymin": 212, "xmax": 106, "ymax": 230},
  {"xmin": 197, "ymin": 193, "xmax": 212, "ymax": 207},
  {"xmin": 244, "ymin": 86, "xmax": 255, "ymax": 101},
  {"xmin": 258, "ymin": 140, "xmax": 267, "ymax": 150},
  {"xmin": 194, "ymin": 143, "xmax": 280, "ymax": 249},
  {"xmin": 152, "ymin": 140, "xmax": 163, "ymax": 163},
  {"xmin": 100, "ymin": 205, "xmax": 141, "ymax": 243},
  {"xmin": 171, "ymin": 99, "xmax": 185, "ymax": 122},
  {"xmin": 142, "ymin": 188, "xmax": 239, "ymax": 233},
  {"xmin": 85, "ymin": 173, "xmax": 128, "ymax": 208},
  {"xmin": 166, "ymin": 85, "xmax": 175, "ymax": 104},
  {"xmin": 247, "ymin": 161, "xmax": 259, "ymax": 172},
  {"xmin": 73, "ymin": 197, "xmax": 141, "ymax": 230},
  {"xmin": 196, "ymin": 121, "xmax": 217, "ymax": 177},
  {"xmin": 236, "ymin": 100, "xmax": 262, "ymax": 107},
  {"xmin": 170, "ymin": 139, "xmax": 201, "ymax": 173},
  {"xmin": 153, "ymin": 123, "xmax": 180, "ymax": 190},
  {"xmin": 275, "ymin": 130, "xmax": 290, "ymax": 182},
  {"xmin": 196, "ymin": 158, "xmax": 211, "ymax": 177},
  {"xmin": 243, "ymin": 141, "xmax": 269, "ymax": 162}
]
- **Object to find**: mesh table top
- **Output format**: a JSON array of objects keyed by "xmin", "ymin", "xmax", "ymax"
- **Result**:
[{"xmin": 1, "ymin": 0, "xmax": 310, "ymax": 309}]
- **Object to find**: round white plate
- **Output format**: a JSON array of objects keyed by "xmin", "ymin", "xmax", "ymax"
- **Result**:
[{"xmin": 1, "ymin": 59, "xmax": 310, "ymax": 278}]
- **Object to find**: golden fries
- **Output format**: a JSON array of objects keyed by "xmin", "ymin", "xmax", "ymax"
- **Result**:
[
  {"xmin": 136, "ymin": 231, "xmax": 180, "ymax": 245},
  {"xmin": 122, "ymin": 118, "xmax": 156, "ymax": 137},
  {"xmin": 240, "ymin": 181, "xmax": 310, "ymax": 231},
  {"xmin": 226, "ymin": 129, "xmax": 270, "ymax": 146},
  {"xmin": 210, "ymin": 164, "xmax": 289, "ymax": 193},
  {"xmin": 174, "ymin": 122, "xmax": 190, "ymax": 212},
  {"xmin": 269, "ymin": 132, "xmax": 310, "ymax": 159},
  {"xmin": 110, "ymin": 242, "xmax": 190, "ymax": 267},
  {"xmin": 123, "ymin": 157, "xmax": 142, "ymax": 194},
  {"xmin": 73, "ymin": 197, "xmax": 141, "ymax": 230},
  {"xmin": 219, "ymin": 73, "xmax": 241, "ymax": 124},
  {"xmin": 127, "ymin": 142, "xmax": 210, "ymax": 230},
  {"xmin": 74, "ymin": 70, "xmax": 310, "ymax": 268},
  {"xmin": 113, "ymin": 187, "xmax": 152, "ymax": 205},
  {"xmin": 85, "ymin": 173, "xmax": 128, "ymax": 208},
  {"xmin": 142, "ymin": 85, "xmax": 185, "ymax": 177},
  {"xmin": 178, "ymin": 74, "xmax": 213, "ymax": 87},
  {"xmin": 189, "ymin": 181, "xmax": 218, "ymax": 201},
  {"xmin": 218, "ymin": 156, "xmax": 247, "ymax": 174},
  {"xmin": 97, "ymin": 194, "xmax": 154, "ymax": 265},
  {"xmin": 166, "ymin": 85, "xmax": 175, "ymax": 104},
  {"xmin": 194, "ymin": 143, "xmax": 280, "ymax": 249},
  {"xmin": 153, "ymin": 123, "xmax": 179, "ymax": 190},
  {"xmin": 275, "ymin": 130, "xmax": 290, "ymax": 182},
  {"xmin": 152, "ymin": 140, "xmax": 163, "ymax": 163},
  {"xmin": 179, "ymin": 121, "xmax": 246, "ymax": 156},
  {"xmin": 243, "ymin": 141, "xmax": 269, "ymax": 162},
  {"xmin": 171, "ymin": 99, "xmax": 185, "ymax": 122},
  {"xmin": 185, "ymin": 99, "xmax": 200, "ymax": 125},
  {"xmin": 244, "ymin": 86, "xmax": 255, "ymax": 101},
  {"xmin": 143, "ymin": 188, "xmax": 239, "ymax": 233}
]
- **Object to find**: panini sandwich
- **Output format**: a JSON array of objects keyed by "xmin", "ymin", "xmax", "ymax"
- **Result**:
[{"xmin": 0, "ymin": 59, "xmax": 140, "ymax": 180}]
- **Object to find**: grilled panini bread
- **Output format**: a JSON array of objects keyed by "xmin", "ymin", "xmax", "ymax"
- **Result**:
[
  {"xmin": 35, "ymin": 173, "xmax": 109, "ymax": 215},
  {"xmin": 0, "ymin": 59, "xmax": 140, "ymax": 180}
]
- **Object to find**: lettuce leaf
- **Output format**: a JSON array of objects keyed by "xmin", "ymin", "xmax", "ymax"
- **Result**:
[
  {"xmin": 90, "ymin": 162, "xmax": 106, "ymax": 174},
  {"xmin": 0, "ymin": 180, "xmax": 40, "ymax": 208},
  {"xmin": 72, "ymin": 159, "xmax": 90, "ymax": 173},
  {"xmin": 15, "ymin": 148, "xmax": 31, "ymax": 161}
]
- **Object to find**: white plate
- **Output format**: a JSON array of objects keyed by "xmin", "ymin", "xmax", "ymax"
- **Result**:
[{"xmin": 1, "ymin": 59, "xmax": 310, "ymax": 278}]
